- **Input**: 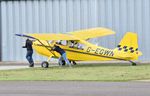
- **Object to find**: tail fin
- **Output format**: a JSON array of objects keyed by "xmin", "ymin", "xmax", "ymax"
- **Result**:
[
  {"xmin": 115, "ymin": 32, "xmax": 142, "ymax": 60},
  {"xmin": 118, "ymin": 32, "xmax": 138, "ymax": 49}
]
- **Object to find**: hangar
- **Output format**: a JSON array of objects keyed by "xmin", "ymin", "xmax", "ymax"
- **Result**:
[{"xmin": 0, "ymin": 0, "xmax": 149, "ymax": 62}]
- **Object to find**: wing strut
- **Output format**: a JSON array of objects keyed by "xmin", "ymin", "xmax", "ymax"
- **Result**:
[
  {"xmin": 36, "ymin": 39, "xmax": 56, "ymax": 57},
  {"xmin": 15, "ymin": 34, "xmax": 56, "ymax": 57}
]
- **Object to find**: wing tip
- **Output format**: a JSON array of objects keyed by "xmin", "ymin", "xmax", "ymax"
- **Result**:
[{"xmin": 15, "ymin": 33, "xmax": 36, "ymax": 39}]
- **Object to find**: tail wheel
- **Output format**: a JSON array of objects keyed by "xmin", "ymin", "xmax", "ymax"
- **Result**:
[
  {"xmin": 129, "ymin": 60, "xmax": 137, "ymax": 66},
  {"xmin": 132, "ymin": 62, "xmax": 137, "ymax": 66},
  {"xmin": 41, "ymin": 61, "xmax": 49, "ymax": 68}
]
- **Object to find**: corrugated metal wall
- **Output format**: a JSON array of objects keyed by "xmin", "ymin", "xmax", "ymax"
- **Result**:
[{"xmin": 0, "ymin": 0, "xmax": 150, "ymax": 62}]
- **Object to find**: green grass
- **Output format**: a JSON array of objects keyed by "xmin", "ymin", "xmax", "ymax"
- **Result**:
[{"xmin": 0, "ymin": 63, "xmax": 150, "ymax": 81}]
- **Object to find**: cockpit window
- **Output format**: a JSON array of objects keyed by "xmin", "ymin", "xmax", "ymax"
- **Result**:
[
  {"xmin": 66, "ymin": 40, "xmax": 84, "ymax": 50},
  {"xmin": 55, "ymin": 40, "xmax": 85, "ymax": 50},
  {"xmin": 56, "ymin": 40, "xmax": 66, "ymax": 45}
]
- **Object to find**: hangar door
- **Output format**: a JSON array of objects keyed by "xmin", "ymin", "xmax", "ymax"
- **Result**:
[{"xmin": 1, "ymin": 0, "xmax": 150, "ymax": 62}]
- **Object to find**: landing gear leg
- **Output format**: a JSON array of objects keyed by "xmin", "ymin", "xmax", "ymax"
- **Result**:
[{"xmin": 129, "ymin": 60, "xmax": 137, "ymax": 66}]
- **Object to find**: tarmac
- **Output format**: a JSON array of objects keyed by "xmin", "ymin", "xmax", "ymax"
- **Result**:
[
  {"xmin": 0, "ymin": 62, "xmax": 150, "ymax": 96},
  {"xmin": 0, "ymin": 81, "xmax": 150, "ymax": 96}
]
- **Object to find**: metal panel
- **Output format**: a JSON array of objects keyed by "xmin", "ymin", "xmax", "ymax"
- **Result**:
[
  {"xmin": 1, "ymin": 0, "xmax": 150, "ymax": 62},
  {"xmin": 0, "ymin": 1, "xmax": 1, "ymax": 61}
]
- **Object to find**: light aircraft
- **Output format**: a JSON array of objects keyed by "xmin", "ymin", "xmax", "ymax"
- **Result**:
[{"xmin": 15, "ymin": 28, "xmax": 142, "ymax": 68}]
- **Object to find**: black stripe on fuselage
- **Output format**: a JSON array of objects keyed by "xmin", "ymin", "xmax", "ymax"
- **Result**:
[{"xmin": 34, "ymin": 44, "xmax": 126, "ymax": 61}]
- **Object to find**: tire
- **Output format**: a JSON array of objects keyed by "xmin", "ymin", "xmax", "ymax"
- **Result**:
[
  {"xmin": 41, "ymin": 61, "xmax": 49, "ymax": 68},
  {"xmin": 69, "ymin": 61, "xmax": 77, "ymax": 65},
  {"xmin": 72, "ymin": 61, "xmax": 77, "ymax": 65},
  {"xmin": 129, "ymin": 60, "xmax": 137, "ymax": 66},
  {"xmin": 59, "ymin": 60, "xmax": 66, "ymax": 66}
]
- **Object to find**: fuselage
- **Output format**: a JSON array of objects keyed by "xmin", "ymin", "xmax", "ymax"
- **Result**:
[{"xmin": 32, "ymin": 40, "xmax": 139, "ymax": 61}]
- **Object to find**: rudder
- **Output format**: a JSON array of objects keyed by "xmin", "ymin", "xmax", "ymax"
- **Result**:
[
  {"xmin": 116, "ymin": 32, "xmax": 142, "ymax": 60},
  {"xmin": 118, "ymin": 32, "xmax": 138, "ymax": 50}
]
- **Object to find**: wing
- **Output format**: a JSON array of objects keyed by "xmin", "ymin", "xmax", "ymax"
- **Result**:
[
  {"xmin": 15, "ymin": 28, "xmax": 115, "ymax": 41},
  {"xmin": 69, "ymin": 28, "xmax": 115, "ymax": 40},
  {"xmin": 15, "ymin": 34, "xmax": 36, "ymax": 39},
  {"xmin": 15, "ymin": 33, "xmax": 78, "ymax": 40}
]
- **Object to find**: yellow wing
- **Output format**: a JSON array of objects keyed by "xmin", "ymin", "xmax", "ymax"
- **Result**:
[
  {"xmin": 27, "ymin": 33, "xmax": 78, "ymax": 40},
  {"xmin": 16, "ymin": 28, "xmax": 115, "ymax": 41},
  {"xmin": 69, "ymin": 28, "xmax": 115, "ymax": 40}
]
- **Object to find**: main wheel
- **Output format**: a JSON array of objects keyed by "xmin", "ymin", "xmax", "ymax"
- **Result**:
[
  {"xmin": 58, "ymin": 60, "xmax": 66, "ymax": 66},
  {"xmin": 72, "ymin": 61, "xmax": 77, "ymax": 65},
  {"xmin": 41, "ymin": 61, "xmax": 49, "ymax": 68},
  {"xmin": 69, "ymin": 61, "xmax": 77, "ymax": 65}
]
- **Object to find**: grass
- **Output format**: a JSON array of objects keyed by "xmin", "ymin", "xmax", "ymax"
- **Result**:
[{"xmin": 0, "ymin": 63, "xmax": 150, "ymax": 81}]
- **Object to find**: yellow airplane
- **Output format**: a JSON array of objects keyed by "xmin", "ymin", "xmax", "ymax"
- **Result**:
[{"xmin": 15, "ymin": 28, "xmax": 142, "ymax": 68}]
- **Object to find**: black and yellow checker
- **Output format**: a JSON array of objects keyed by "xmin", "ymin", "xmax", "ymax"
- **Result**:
[{"xmin": 117, "ymin": 45, "xmax": 138, "ymax": 53}]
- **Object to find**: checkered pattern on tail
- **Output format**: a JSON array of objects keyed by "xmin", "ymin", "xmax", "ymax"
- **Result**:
[{"xmin": 117, "ymin": 45, "xmax": 138, "ymax": 53}]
